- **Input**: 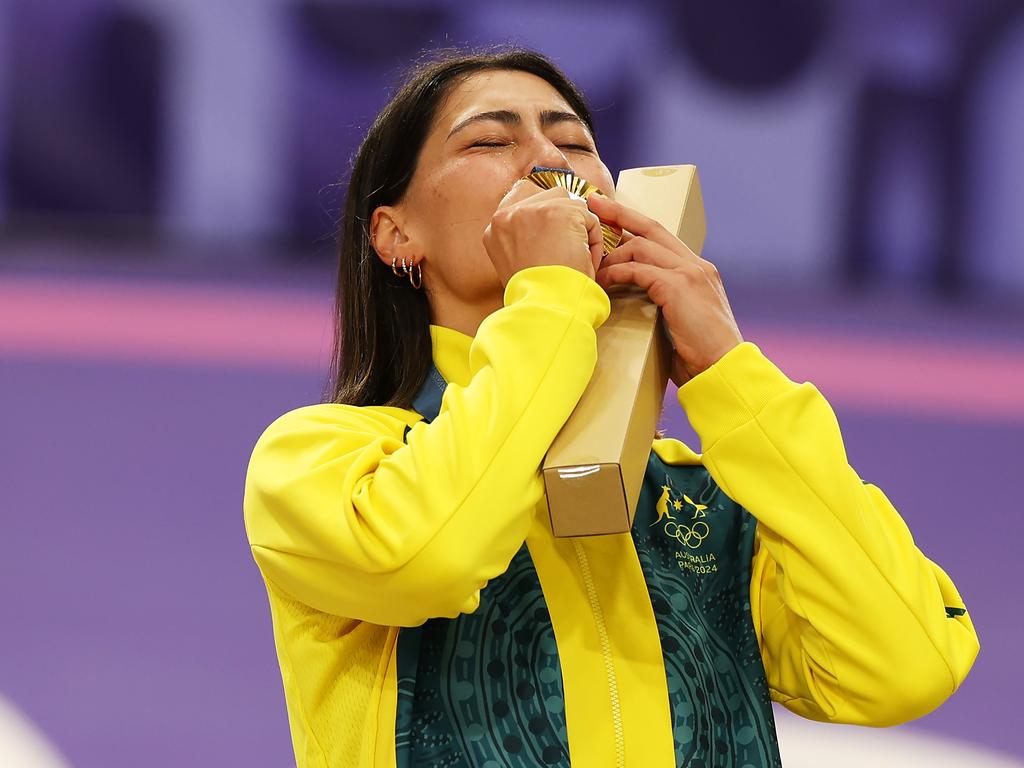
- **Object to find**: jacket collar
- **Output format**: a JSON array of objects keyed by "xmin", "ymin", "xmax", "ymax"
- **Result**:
[
  {"xmin": 430, "ymin": 324, "xmax": 473, "ymax": 387},
  {"xmin": 411, "ymin": 325, "xmax": 473, "ymax": 423}
]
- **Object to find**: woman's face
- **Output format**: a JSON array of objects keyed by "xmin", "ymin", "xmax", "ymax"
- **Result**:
[{"xmin": 375, "ymin": 69, "xmax": 615, "ymax": 315}]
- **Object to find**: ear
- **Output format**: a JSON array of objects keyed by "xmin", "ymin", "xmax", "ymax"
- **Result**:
[{"xmin": 370, "ymin": 205, "xmax": 419, "ymax": 267}]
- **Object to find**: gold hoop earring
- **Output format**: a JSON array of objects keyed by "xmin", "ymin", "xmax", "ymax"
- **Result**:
[
  {"xmin": 391, "ymin": 256, "xmax": 402, "ymax": 277},
  {"xmin": 408, "ymin": 260, "xmax": 422, "ymax": 289}
]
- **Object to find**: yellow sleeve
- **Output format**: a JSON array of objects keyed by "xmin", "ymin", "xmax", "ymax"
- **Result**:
[
  {"xmin": 677, "ymin": 342, "xmax": 979, "ymax": 726},
  {"xmin": 243, "ymin": 265, "xmax": 610, "ymax": 626}
]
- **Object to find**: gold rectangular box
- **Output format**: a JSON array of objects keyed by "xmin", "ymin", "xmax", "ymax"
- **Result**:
[{"xmin": 543, "ymin": 165, "xmax": 706, "ymax": 537}]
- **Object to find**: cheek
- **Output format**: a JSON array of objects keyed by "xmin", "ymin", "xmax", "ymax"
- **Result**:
[
  {"xmin": 423, "ymin": 157, "xmax": 519, "ymax": 222},
  {"xmin": 576, "ymin": 159, "xmax": 616, "ymax": 197},
  {"xmin": 405, "ymin": 157, "xmax": 520, "ymax": 265},
  {"xmin": 595, "ymin": 163, "xmax": 616, "ymax": 198}
]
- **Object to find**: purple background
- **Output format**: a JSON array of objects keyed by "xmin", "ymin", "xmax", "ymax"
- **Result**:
[{"xmin": 2, "ymin": 1, "xmax": 1023, "ymax": 765}]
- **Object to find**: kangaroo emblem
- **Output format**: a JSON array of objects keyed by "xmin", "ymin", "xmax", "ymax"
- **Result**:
[
  {"xmin": 652, "ymin": 485, "xmax": 675, "ymax": 525},
  {"xmin": 683, "ymin": 494, "xmax": 708, "ymax": 518},
  {"xmin": 652, "ymin": 481, "xmax": 694, "ymax": 526}
]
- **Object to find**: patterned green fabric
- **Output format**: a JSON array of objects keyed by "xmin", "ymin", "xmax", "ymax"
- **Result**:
[
  {"xmin": 395, "ymin": 365, "xmax": 569, "ymax": 768},
  {"xmin": 394, "ymin": 366, "xmax": 780, "ymax": 767},
  {"xmin": 395, "ymin": 546, "xmax": 570, "ymax": 768},
  {"xmin": 631, "ymin": 451, "xmax": 781, "ymax": 767}
]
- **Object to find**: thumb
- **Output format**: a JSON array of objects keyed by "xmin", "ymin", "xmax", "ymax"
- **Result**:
[
  {"xmin": 585, "ymin": 209, "xmax": 604, "ymax": 273},
  {"xmin": 498, "ymin": 178, "xmax": 542, "ymax": 209}
]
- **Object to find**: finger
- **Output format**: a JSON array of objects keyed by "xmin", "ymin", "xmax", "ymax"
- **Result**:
[
  {"xmin": 617, "ymin": 228, "xmax": 636, "ymax": 245},
  {"xmin": 595, "ymin": 260, "xmax": 671, "ymax": 303},
  {"xmin": 498, "ymin": 178, "xmax": 537, "ymax": 208},
  {"xmin": 499, "ymin": 180, "xmax": 567, "ymax": 209},
  {"xmin": 588, "ymin": 194, "xmax": 697, "ymax": 258},
  {"xmin": 561, "ymin": 200, "xmax": 602, "ymax": 271},
  {"xmin": 600, "ymin": 235, "xmax": 681, "ymax": 270},
  {"xmin": 584, "ymin": 209, "xmax": 604, "ymax": 269}
]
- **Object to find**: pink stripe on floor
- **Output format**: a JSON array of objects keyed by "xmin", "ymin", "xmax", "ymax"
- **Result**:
[
  {"xmin": 748, "ymin": 329, "xmax": 1024, "ymax": 423},
  {"xmin": 0, "ymin": 274, "xmax": 333, "ymax": 370},
  {"xmin": 4, "ymin": 274, "xmax": 1024, "ymax": 422}
]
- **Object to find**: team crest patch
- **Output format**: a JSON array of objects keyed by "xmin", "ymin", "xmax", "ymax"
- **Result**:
[
  {"xmin": 650, "ymin": 473, "xmax": 721, "ymax": 574},
  {"xmin": 651, "ymin": 473, "xmax": 711, "ymax": 548}
]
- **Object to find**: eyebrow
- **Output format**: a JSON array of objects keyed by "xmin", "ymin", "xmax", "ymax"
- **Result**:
[{"xmin": 446, "ymin": 109, "xmax": 590, "ymax": 140}]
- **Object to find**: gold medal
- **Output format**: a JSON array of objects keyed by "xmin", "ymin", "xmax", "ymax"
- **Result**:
[{"xmin": 524, "ymin": 166, "xmax": 623, "ymax": 256}]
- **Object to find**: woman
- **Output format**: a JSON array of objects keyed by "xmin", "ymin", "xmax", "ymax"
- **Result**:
[{"xmin": 243, "ymin": 48, "xmax": 978, "ymax": 768}]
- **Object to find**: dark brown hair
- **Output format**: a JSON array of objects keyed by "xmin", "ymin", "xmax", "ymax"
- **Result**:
[{"xmin": 327, "ymin": 47, "xmax": 595, "ymax": 407}]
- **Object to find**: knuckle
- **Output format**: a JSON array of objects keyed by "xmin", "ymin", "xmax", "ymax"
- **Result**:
[
  {"xmin": 548, "ymin": 205, "xmax": 571, "ymax": 222},
  {"xmin": 678, "ymin": 265, "xmax": 700, "ymax": 283},
  {"xmin": 632, "ymin": 242, "xmax": 654, "ymax": 262},
  {"xmin": 508, "ymin": 207, "xmax": 530, "ymax": 227}
]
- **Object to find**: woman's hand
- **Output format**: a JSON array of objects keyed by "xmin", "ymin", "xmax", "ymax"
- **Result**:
[
  {"xmin": 587, "ymin": 194, "xmax": 743, "ymax": 386},
  {"xmin": 484, "ymin": 181, "xmax": 605, "ymax": 286}
]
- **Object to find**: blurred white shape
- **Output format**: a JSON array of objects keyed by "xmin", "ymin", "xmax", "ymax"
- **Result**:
[
  {"xmin": 776, "ymin": 708, "xmax": 1024, "ymax": 768},
  {"xmin": 966, "ymin": 13, "xmax": 1024, "ymax": 294},
  {"xmin": 132, "ymin": 0, "xmax": 290, "ymax": 243},
  {"xmin": 636, "ymin": 57, "xmax": 850, "ymax": 281},
  {"xmin": 0, "ymin": 695, "xmax": 70, "ymax": 768}
]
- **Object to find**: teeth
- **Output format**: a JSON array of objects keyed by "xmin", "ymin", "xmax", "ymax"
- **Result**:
[{"xmin": 524, "ymin": 169, "xmax": 623, "ymax": 256}]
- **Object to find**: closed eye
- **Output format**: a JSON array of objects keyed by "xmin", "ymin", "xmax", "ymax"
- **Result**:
[{"xmin": 469, "ymin": 141, "xmax": 592, "ymax": 151}]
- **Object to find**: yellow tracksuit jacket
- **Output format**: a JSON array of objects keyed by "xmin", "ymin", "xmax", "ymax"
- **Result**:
[{"xmin": 243, "ymin": 265, "xmax": 979, "ymax": 768}]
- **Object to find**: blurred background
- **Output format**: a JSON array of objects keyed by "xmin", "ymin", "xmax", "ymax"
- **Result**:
[{"xmin": 2, "ymin": 0, "xmax": 1023, "ymax": 765}]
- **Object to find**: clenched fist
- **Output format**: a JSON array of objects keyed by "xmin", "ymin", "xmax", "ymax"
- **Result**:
[{"xmin": 483, "ymin": 181, "xmax": 605, "ymax": 287}]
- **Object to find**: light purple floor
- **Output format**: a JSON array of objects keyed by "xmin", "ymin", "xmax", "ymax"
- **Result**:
[{"xmin": 2, "ymin": 260, "xmax": 1022, "ymax": 766}]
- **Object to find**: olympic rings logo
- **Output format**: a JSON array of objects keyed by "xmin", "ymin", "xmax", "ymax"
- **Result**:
[{"xmin": 664, "ymin": 520, "xmax": 710, "ymax": 549}]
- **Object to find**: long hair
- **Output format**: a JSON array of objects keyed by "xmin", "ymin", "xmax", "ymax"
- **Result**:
[{"xmin": 327, "ymin": 47, "xmax": 595, "ymax": 407}]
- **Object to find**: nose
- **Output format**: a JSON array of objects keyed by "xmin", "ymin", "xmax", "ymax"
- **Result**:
[{"xmin": 530, "ymin": 138, "xmax": 573, "ymax": 174}]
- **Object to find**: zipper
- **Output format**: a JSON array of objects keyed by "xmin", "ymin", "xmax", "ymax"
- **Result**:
[{"xmin": 572, "ymin": 539, "xmax": 626, "ymax": 768}]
